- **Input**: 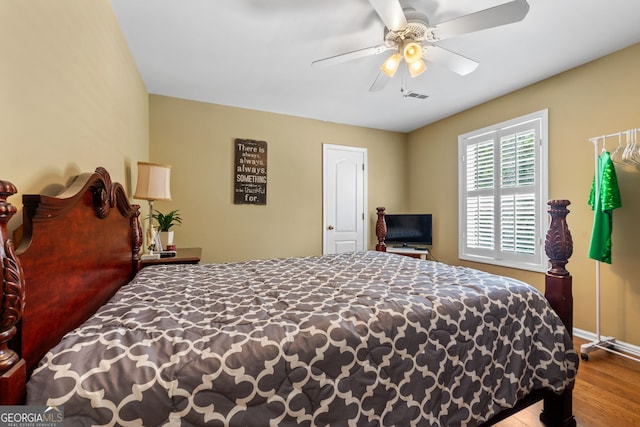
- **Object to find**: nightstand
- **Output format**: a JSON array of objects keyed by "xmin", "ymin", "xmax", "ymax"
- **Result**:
[{"xmin": 140, "ymin": 247, "xmax": 202, "ymax": 267}]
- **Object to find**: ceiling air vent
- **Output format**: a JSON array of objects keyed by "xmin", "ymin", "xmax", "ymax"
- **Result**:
[{"xmin": 403, "ymin": 91, "xmax": 429, "ymax": 100}]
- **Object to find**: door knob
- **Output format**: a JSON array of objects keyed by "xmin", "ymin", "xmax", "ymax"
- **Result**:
[{"xmin": 327, "ymin": 225, "xmax": 334, "ymax": 230}]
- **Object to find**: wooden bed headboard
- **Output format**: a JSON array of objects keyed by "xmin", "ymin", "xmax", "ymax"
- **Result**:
[{"xmin": 0, "ymin": 167, "xmax": 142, "ymax": 404}]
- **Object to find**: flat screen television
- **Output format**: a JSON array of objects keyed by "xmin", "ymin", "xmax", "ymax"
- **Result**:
[{"xmin": 385, "ymin": 214, "xmax": 433, "ymax": 247}]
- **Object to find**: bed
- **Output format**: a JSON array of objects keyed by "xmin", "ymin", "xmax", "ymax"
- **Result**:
[{"xmin": 0, "ymin": 167, "xmax": 577, "ymax": 426}]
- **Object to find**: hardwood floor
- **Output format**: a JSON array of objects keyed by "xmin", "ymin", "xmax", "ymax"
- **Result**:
[{"xmin": 496, "ymin": 337, "xmax": 640, "ymax": 426}]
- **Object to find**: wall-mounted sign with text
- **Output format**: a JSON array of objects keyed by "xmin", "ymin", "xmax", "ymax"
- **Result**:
[{"xmin": 234, "ymin": 138, "xmax": 267, "ymax": 205}]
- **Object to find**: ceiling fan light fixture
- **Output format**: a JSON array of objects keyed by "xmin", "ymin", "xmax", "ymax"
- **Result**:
[
  {"xmin": 381, "ymin": 52, "xmax": 402, "ymax": 78},
  {"xmin": 408, "ymin": 58, "xmax": 427, "ymax": 77},
  {"xmin": 403, "ymin": 41, "xmax": 423, "ymax": 64}
]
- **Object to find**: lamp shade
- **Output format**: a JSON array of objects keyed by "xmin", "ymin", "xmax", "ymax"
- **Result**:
[
  {"xmin": 403, "ymin": 42, "xmax": 423, "ymax": 64},
  {"xmin": 381, "ymin": 52, "xmax": 402, "ymax": 78},
  {"xmin": 134, "ymin": 161, "xmax": 172, "ymax": 201},
  {"xmin": 408, "ymin": 59, "xmax": 427, "ymax": 77}
]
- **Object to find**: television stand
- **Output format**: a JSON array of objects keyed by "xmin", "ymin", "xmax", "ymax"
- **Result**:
[{"xmin": 386, "ymin": 246, "xmax": 431, "ymax": 260}]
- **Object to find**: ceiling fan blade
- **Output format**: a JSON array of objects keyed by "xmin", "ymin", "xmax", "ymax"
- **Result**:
[
  {"xmin": 424, "ymin": 45, "xmax": 479, "ymax": 76},
  {"xmin": 432, "ymin": 0, "xmax": 530, "ymax": 40},
  {"xmin": 368, "ymin": 0, "xmax": 407, "ymax": 32},
  {"xmin": 368, "ymin": 70, "xmax": 390, "ymax": 92},
  {"xmin": 311, "ymin": 44, "xmax": 390, "ymax": 68}
]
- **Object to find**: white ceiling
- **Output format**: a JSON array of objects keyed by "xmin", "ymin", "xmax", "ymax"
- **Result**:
[{"xmin": 110, "ymin": 0, "xmax": 640, "ymax": 133}]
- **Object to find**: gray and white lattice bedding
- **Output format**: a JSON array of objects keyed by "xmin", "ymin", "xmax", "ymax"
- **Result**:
[{"xmin": 26, "ymin": 251, "xmax": 578, "ymax": 426}]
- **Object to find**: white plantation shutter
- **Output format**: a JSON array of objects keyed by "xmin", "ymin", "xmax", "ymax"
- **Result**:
[
  {"xmin": 465, "ymin": 140, "xmax": 495, "ymax": 250},
  {"xmin": 458, "ymin": 110, "xmax": 548, "ymax": 272}
]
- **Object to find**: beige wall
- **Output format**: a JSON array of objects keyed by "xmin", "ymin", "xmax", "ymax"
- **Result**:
[
  {"xmin": 408, "ymin": 43, "xmax": 640, "ymax": 345},
  {"xmin": 0, "ymin": 0, "xmax": 148, "ymax": 232},
  {"xmin": 149, "ymin": 95, "xmax": 407, "ymax": 262}
]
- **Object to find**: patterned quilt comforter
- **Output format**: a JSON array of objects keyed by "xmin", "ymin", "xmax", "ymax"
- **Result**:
[{"xmin": 27, "ymin": 251, "xmax": 578, "ymax": 426}]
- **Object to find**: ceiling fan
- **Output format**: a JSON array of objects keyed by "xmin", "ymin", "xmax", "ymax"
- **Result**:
[{"xmin": 311, "ymin": 0, "xmax": 530, "ymax": 92}]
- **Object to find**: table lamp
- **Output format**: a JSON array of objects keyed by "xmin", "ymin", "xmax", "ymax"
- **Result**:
[{"xmin": 133, "ymin": 161, "xmax": 172, "ymax": 259}]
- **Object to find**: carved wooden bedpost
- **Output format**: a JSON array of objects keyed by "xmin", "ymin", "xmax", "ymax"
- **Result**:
[
  {"xmin": 131, "ymin": 208, "xmax": 143, "ymax": 272},
  {"xmin": 541, "ymin": 199, "xmax": 576, "ymax": 427},
  {"xmin": 544, "ymin": 199, "xmax": 573, "ymax": 336},
  {"xmin": 375, "ymin": 207, "xmax": 387, "ymax": 252},
  {"xmin": 0, "ymin": 180, "xmax": 26, "ymax": 404}
]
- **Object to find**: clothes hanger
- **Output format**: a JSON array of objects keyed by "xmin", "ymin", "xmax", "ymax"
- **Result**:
[
  {"xmin": 600, "ymin": 136, "xmax": 607, "ymax": 154},
  {"xmin": 631, "ymin": 129, "xmax": 640, "ymax": 165},
  {"xmin": 611, "ymin": 133, "xmax": 623, "ymax": 163},
  {"xmin": 622, "ymin": 130, "xmax": 633, "ymax": 164}
]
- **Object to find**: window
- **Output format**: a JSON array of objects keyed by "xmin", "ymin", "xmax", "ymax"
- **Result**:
[{"xmin": 458, "ymin": 109, "xmax": 548, "ymax": 272}]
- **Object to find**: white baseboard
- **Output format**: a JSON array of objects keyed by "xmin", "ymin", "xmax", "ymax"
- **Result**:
[{"xmin": 574, "ymin": 327, "xmax": 640, "ymax": 358}]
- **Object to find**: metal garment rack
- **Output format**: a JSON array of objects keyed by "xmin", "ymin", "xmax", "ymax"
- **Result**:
[{"xmin": 581, "ymin": 128, "xmax": 640, "ymax": 362}]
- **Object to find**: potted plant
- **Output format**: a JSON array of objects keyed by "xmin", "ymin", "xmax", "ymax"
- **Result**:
[{"xmin": 152, "ymin": 209, "xmax": 182, "ymax": 249}]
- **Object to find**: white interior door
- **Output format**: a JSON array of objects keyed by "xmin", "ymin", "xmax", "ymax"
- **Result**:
[{"xmin": 323, "ymin": 144, "xmax": 367, "ymax": 254}]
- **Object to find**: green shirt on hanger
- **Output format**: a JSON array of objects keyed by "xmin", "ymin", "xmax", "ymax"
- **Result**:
[{"xmin": 588, "ymin": 150, "xmax": 621, "ymax": 264}]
